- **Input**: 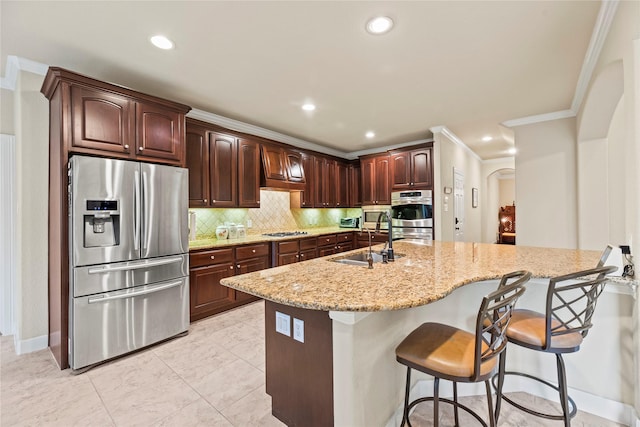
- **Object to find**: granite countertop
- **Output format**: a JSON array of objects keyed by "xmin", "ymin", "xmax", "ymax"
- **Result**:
[
  {"xmin": 189, "ymin": 227, "xmax": 358, "ymax": 250},
  {"xmin": 219, "ymin": 240, "xmax": 633, "ymax": 312}
]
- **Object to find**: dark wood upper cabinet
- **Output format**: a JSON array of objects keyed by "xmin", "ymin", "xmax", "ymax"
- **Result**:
[
  {"xmin": 262, "ymin": 144, "xmax": 288, "ymax": 181},
  {"xmin": 237, "ymin": 138, "xmax": 261, "ymax": 208},
  {"xmin": 209, "ymin": 132, "xmax": 237, "ymax": 207},
  {"xmin": 300, "ymin": 153, "xmax": 315, "ymax": 207},
  {"xmin": 186, "ymin": 123, "xmax": 210, "ymax": 207},
  {"xmin": 285, "ymin": 150, "xmax": 306, "ymax": 183},
  {"xmin": 390, "ymin": 146, "xmax": 433, "ymax": 190},
  {"xmin": 335, "ymin": 162, "xmax": 349, "ymax": 207},
  {"xmin": 348, "ymin": 162, "xmax": 362, "ymax": 207},
  {"xmin": 361, "ymin": 154, "xmax": 390, "ymax": 205},
  {"xmin": 135, "ymin": 102, "xmax": 183, "ymax": 163},
  {"xmin": 70, "ymin": 85, "xmax": 133, "ymax": 154},
  {"xmin": 48, "ymin": 68, "xmax": 190, "ymax": 166}
]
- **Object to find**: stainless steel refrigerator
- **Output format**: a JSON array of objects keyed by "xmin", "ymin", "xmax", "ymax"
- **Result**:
[{"xmin": 68, "ymin": 155, "xmax": 189, "ymax": 371}]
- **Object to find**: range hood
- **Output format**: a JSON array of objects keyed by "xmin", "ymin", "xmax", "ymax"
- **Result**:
[{"xmin": 260, "ymin": 143, "xmax": 306, "ymax": 191}]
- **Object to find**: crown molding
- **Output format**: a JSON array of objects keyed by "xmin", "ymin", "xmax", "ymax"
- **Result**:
[
  {"xmin": 571, "ymin": 0, "xmax": 620, "ymax": 113},
  {"xmin": 1, "ymin": 56, "xmax": 48, "ymax": 91},
  {"xmin": 501, "ymin": 1, "xmax": 619, "ymax": 129},
  {"xmin": 348, "ymin": 138, "xmax": 434, "ymax": 159},
  {"xmin": 501, "ymin": 109, "xmax": 576, "ymax": 128},
  {"xmin": 188, "ymin": 108, "xmax": 352, "ymax": 159},
  {"xmin": 430, "ymin": 125, "xmax": 482, "ymax": 162}
]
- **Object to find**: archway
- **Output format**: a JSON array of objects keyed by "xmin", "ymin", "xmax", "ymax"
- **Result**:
[{"xmin": 484, "ymin": 168, "xmax": 515, "ymax": 243}]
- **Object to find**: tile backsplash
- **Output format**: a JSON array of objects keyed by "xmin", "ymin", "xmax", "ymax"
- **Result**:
[{"xmin": 191, "ymin": 189, "xmax": 361, "ymax": 239}]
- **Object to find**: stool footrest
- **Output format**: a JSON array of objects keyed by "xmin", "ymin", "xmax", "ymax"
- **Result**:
[
  {"xmin": 492, "ymin": 371, "xmax": 577, "ymax": 421},
  {"xmin": 406, "ymin": 396, "xmax": 490, "ymax": 427}
]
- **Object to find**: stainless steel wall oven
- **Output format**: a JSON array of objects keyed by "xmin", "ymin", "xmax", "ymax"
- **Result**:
[{"xmin": 391, "ymin": 190, "xmax": 433, "ymax": 241}]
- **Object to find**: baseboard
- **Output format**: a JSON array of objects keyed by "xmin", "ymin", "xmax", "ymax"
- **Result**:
[
  {"xmin": 385, "ymin": 378, "xmax": 636, "ymax": 427},
  {"xmin": 14, "ymin": 334, "xmax": 48, "ymax": 355}
]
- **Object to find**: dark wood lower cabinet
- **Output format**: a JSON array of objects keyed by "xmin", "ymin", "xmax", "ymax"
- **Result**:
[
  {"xmin": 265, "ymin": 300, "xmax": 333, "ymax": 427},
  {"xmin": 189, "ymin": 243, "xmax": 268, "ymax": 321},
  {"xmin": 190, "ymin": 262, "xmax": 236, "ymax": 321}
]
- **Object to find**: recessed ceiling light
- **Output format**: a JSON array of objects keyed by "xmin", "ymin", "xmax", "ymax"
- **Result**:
[
  {"xmin": 508, "ymin": 147, "xmax": 517, "ymax": 155},
  {"xmin": 302, "ymin": 103, "xmax": 316, "ymax": 111},
  {"xmin": 482, "ymin": 136, "xmax": 493, "ymax": 142},
  {"xmin": 150, "ymin": 35, "xmax": 174, "ymax": 50},
  {"xmin": 366, "ymin": 16, "xmax": 394, "ymax": 35},
  {"xmin": 365, "ymin": 131, "xmax": 375, "ymax": 138}
]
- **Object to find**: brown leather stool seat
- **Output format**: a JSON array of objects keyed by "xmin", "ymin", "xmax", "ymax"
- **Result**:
[
  {"xmin": 493, "ymin": 265, "xmax": 617, "ymax": 427},
  {"xmin": 395, "ymin": 270, "xmax": 530, "ymax": 427}
]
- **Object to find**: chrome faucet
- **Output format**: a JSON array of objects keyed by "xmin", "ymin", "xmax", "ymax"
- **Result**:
[
  {"xmin": 365, "ymin": 228, "xmax": 374, "ymax": 269},
  {"xmin": 375, "ymin": 210, "xmax": 394, "ymax": 262}
]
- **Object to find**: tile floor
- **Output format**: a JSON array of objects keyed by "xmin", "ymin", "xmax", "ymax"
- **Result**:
[{"xmin": 0, "ymin": 300, "xmax": 625, "ymax": 426}]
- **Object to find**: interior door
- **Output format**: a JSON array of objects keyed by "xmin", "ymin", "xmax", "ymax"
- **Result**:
[{"xmin": 454, "ymin": 168, "xmax": 464, "ymax": 241}]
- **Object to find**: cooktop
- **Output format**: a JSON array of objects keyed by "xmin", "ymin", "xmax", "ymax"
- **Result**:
[{"xmin": 262, "ymin": 231, "xmax": 309, "ymax": 238}]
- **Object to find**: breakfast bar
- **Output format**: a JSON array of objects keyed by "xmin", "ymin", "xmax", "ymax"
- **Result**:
[{"xmin": 220, "ymin": 241, "xmax": 637, "ymax": 426}]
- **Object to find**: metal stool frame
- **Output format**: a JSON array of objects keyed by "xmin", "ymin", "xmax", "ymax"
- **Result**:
[
  {"xmin": 397, "ymin": 271, "xmax": 530, "ymax": 427},
  {"xmin": 493, "ymin": 265, "xmax": 617, "ymax": 426}
]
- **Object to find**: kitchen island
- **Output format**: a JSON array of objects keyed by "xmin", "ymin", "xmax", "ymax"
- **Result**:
[{"xmin": 220, "ymin": 241, "xmax": 637, "ymax": 426}]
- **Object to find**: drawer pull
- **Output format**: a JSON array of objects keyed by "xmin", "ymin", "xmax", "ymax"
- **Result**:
[
  {"xmin": 252, "ymin": 249, "xmax": 256, "ymax": 253},
  {"xmin": 210, "ymin": 255, "xmax": 215, "ymax": 259},
  {"xmin": 230, "ymin": 266, "xmax": 234, "ymax": 270}
]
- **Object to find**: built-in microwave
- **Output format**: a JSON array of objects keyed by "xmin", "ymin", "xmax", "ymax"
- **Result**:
[{"xmin": 362, "ymin": 205, "xmax": 391, "ymax": 231}]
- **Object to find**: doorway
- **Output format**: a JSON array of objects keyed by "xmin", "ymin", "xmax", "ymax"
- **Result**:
[
  {"xmin": 453, "ymin": 168, "xmax": 464, "ymax": 241},
  {"xmin": 484, "ymin": 168, "xmax": 515, "ymax": 243}
]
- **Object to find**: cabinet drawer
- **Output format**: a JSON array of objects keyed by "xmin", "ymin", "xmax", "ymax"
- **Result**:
[
  {"xmin": 277, "ymin": 240, "xmax": 299, "ymax": 254},
  {"xmin": 190, "ymin": 248, "xmax": 234, "ymax": 268},
  {"xmin": 299, "ymin": 237, "xmax": 317, "ymax": 251},
  {"xmin": 317, "ymin": 235, "xmax": 337, "ymax": 247},
  {"xmin": 236, "ymin": 243, "xmax": 270, "ymax": 260},
  {"xmin": 337, "ymin": 233, "xmax": 353, "ymax": 243}
]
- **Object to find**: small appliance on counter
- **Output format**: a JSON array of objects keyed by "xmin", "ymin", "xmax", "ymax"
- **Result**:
[{"xmin": 339, "ymin": 217, "xmax": 360, "ymax": 228}]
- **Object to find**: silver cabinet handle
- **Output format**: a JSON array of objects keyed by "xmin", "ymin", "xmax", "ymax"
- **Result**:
[
  {"xmin": 88, "ymin": 280, "xmax": 183, "ymax": 303},
  {"xmin": 124, "ymin": 144, "xmax": 129, "ymax": 149},
  {"xmin": 88, "ymin": 256, "xmax": 184, "ymax": 274},
  {"xmin": 210, "ymin": 255, "xmax": 215, "ymax": 259},
  {"xmin": 230, "ymin": 266, "xmax": 234, "ymax": 270},
  {"xmin": 252, "ymin": 249, "xmax": 256, "ymax": 253},
  {"xmin": 139, "ymin": 146, "xmax": 144, "ymax": 151},
  {"xmin": 204, "ymin": 199, "xmax": 208, "ymax": 203}
]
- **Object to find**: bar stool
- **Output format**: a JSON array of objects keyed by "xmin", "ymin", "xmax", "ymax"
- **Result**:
[
  {"xmin": 395, "ymin": 270, "xmax": 530, "ymax": 427},
  {"xmin": 493, "ymin": 265, "xmax": 617, "ymax": 426}
]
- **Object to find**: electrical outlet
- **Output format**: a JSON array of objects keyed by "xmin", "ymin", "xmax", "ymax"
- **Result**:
[
  {"xmin": 275, "ymin": 311, "xmax": 290, "ymax": 336},
  {"xmin": 247, "ymin": 219, "xmax": 252, "ymax": 228},
  {"xmin": 293, "ymin": 318, "xmax": 304, "ymax": 343}
]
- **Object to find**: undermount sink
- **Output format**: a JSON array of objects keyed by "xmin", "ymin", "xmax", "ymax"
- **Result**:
[{"xmin": 332, "ymin": 251, "xmax": 404, "ymax": 266}]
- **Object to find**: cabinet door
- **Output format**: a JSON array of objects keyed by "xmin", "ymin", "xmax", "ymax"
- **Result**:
[
  {"xmin": 209, "ymin": 132, "xmax": 237, "ymax": 207},
  {"xmin": 299, "ymin": 249, "xmax": 317, "ymax": 262},
  {"xmin": 71, "ymin": 85, "xmax": 133, "ymax": 154},
  {"xmin": 326, "ymin": 160, "xmax": 337, "ymax": 207},
  {"xmin": 336, "ymin": 242, "xmax": 353, "ymax": 253},
  {"xmin": 238, "ymin": 138, "xmax": 261, "ymax": 208},
  {"xmin": 285, "ymin": 150, "xmax": 306, "ymax": 183},
  {"xmin": 390, "ymin": 151, "xmax": 411, "ymax": 190},
  {"xmin": 300, "ymin": 153, "xmax": 315, "ymax": 208},
  {"xmin": 410, "ymin": 148, "xmax": 433, "ymax": 188},
  {"xmin": 190, "ymin": 262, "xmax": 236, "ymax": 321},
  {"xmin": 318, "ymin": 246, "xmax": 337, "ymax": 257},
  {"xmin": 361, "ymin": 157, "xmax": 376, "ymax": 205},
  {"xmin": 262, "ymin": 145, "xmax": 288, "ymax": 181},
  {"xmin": 186, "ymin": 123, "xmax": 210, "ymax": 207},
  {"xmin": 349, "ymin": 163, "xmax": 362, "ymax": 207},
  {"xmin": 313, "ymin": 157, "xmax": 327, "ymax": 207},
  {"xmin": 278, "ymin": 253, "xmax": 300, "ymax": 266},
  {"xmin": 136, "ymin": 101, "xmax": 183, "ymax": 163},
  {"xmin": 374, "ymin": 155, "xmax": 391, "ymax": 204},
  {"xmin": 335, "ymin": 162, "xmax": 349, "ymax": 207},
  {"xmin": 235, "ymin": 257, "xmax": 268, "ymax": 302}
]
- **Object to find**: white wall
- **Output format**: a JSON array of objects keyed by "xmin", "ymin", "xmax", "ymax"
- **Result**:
[
  {"xmin": 513, "ymin": 117, "xmax": 578, "ymax": 249},
  {"xmin": 432, "ymin": 128, "xmax": 483, "ymax": 243},
  {"xmin": 13, "ymin": 70, "xmax": 49, "ymax": 352},
  {"xmin": 499, "ymin": 178, "xmax": 515, "ymax": 207}
]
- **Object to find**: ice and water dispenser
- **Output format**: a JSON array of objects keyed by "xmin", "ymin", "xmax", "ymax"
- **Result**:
[{"xmin": 83, "ymin": 200, "xmax": 120, "ymax": 248}]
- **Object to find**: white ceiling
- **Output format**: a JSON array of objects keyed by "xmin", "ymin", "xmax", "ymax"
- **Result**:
[{"xmin": 1, "ymin": 1, "xmax": 602, "ymax": 160}]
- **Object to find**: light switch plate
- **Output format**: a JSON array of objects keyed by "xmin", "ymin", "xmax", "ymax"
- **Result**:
[
  {"xmin": 275, "ymin": 311, "xmax": 291, "ymax": 336},
  {"xmin": 293, "ymin": 318, "xmax": 304, "ymax": 343}
]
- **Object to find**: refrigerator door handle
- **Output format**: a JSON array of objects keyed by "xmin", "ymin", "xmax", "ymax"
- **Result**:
[
  {"xmin": 134, "ymin": 169, "xmax": 141, "ymax": 251},
  {"xmin": 87, "ymin": 256, "xmax": 184, "ymax": 274},
  {"xmin": 87, "ymin": 280, "xmax": 184, "ymax": 304},
  {"xmin": 141, "ymin": 169, "xmax": 148, "ymax": 253}
]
